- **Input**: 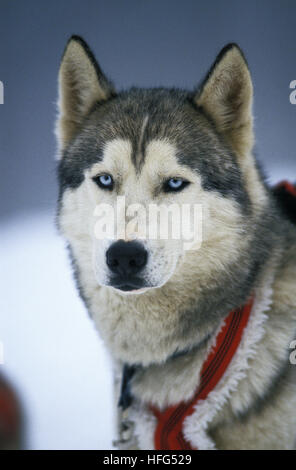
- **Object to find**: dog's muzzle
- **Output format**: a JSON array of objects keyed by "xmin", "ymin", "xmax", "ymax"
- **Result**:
[{"xmin": 106, "ymin": 240, "xmax": 148, "ymax": 291}]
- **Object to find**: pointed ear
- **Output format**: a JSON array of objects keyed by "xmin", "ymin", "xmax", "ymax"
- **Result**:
[
  {"xmin": 56, "ymin": 35, "xmax": 115, "ymax": 154},
  {"xmin": 194, "ymin": 44, "xmax": 253, "ymax": 157}
]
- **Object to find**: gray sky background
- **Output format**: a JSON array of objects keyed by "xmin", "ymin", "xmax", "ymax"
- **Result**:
[{"xmin": 0, "ymin": 0, "xmax": 295, "ymax": 220}]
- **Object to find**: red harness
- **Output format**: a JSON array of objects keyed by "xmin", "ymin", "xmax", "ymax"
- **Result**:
[
  {"xmin": 276, "ymin": 181, "xmax": 296, "ymax": 197},
  {"xmin": 0, "ymin": 375, "xmax": 21, "ymax": 447},
  {"xmin": 151, "ymin": 297, "xmax": 254, "ymax": 450}
]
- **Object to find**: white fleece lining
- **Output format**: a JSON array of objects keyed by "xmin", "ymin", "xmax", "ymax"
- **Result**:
[
  {"xmin": 183, "ymin": 277, "xmax": 273, "ymax": 449},
  {"xmin": 129, "ymin": 402, "xmax": 157, "ymax": 450},
  {"xmin": 130, "ymin": 275, "xmax": 274, "ymax": 450}
]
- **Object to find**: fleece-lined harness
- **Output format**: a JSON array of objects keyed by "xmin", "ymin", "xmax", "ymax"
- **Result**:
[
  {"xmin": 117, "ymin": 181, "xmax": 296, "ymax": 451},
  {"xmin": 116, "ymin": 298, "xmax": 254, "ymax": 450},
  {"xmin": 151, "ymin": 297, "xmax": 253, "ymax": 450}
]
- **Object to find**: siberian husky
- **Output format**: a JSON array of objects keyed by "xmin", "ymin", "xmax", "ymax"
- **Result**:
[{"xmin": 56, "ymin": 36, "xmax": 296, "ymax": 450}]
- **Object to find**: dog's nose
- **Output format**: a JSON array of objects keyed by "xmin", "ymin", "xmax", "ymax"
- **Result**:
[{"xmin": 106, "ymin": 240, "xmax": 148, "ymax": 277}]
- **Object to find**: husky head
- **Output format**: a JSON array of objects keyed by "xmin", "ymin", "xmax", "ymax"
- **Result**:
[{"xmin": 56, "ymin": 37, "xmax": 273, "ymax": 363}]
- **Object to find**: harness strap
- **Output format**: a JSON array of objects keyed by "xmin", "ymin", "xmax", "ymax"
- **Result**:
[{"xmin": 151, "ymin": 296, "xmax": 254, "ymax": 450}]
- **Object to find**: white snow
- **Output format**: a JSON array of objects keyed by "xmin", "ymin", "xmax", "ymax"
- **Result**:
[{"xmin": 0, "ymin": 212, "xmax": 115, "ymax": 449}]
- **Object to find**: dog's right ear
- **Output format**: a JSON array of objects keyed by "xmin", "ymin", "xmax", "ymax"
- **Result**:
[{"xmin": 56, "ymin": 36, "xmax": 115, "ymax": 155}]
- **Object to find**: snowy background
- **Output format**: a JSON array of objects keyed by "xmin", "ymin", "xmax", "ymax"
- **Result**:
[{"xmin": 0, "ymin": 213, "xmax": 115, "ymax": 449}]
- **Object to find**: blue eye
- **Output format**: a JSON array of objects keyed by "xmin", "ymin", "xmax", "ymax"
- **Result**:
[
  {"xmin": 164, "ymin": 178, "xmax": 189, "ymax": 192},
  {"xmin": 168, "ymin": 178, "xmax": 183, "ymax": 189},
  {"xmin": 93, "ymin": 174, "xmax": 114, "ymax": 190}
]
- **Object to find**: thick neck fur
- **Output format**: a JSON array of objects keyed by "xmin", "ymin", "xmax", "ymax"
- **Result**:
[{"xmin": 70, "ymin": 188, "xmax": 283, "ymax": 369}]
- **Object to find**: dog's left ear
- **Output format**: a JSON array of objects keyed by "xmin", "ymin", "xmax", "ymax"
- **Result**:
[
  {"xmin": 194, "ymin": 44, "xmax": 253, "ymax": 157},
  {"xmin": 56, "ymin": 35, "xmax": 115, "ymax": 155}
]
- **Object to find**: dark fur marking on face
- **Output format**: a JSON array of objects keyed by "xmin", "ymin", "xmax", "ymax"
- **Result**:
[
  {"xmin": 57, "ymin": 126, "xmax": 104, "ymax": 195},
  {"xmin": 58, "ymin": 87, "xmax": 252, "ymax": 214}
]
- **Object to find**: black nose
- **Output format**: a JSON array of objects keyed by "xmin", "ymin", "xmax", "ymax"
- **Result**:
[{"xmin": 106, "ymin": 240, "xmax": 148, "ymax": 277}]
